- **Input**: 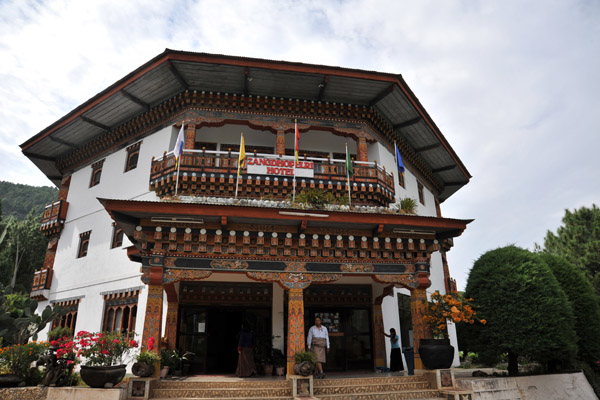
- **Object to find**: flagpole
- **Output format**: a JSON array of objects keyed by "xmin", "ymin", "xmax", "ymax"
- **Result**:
[
  {"xmin": 346, "ymin": 143, "xmax": 352, "ymax": 207},
  {"xmin": 293, "ymin": 119, "xmax": 297, "ymax": 203},
  {"xmin": 235, "ymin": 133, "xmax": 243, "ymax": 199},
  {"xmin": 175, "ymin": 122, "xmax": 184, "ymax": 197}
]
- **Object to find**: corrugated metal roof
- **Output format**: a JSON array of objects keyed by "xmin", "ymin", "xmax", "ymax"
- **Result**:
[{"xmin": 20, "ymin": 49, "xmax": 471, "ymax": 201}]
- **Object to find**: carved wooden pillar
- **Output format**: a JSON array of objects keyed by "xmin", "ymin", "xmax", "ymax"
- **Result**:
[
  {"xmin": 286, "ymin": 287, "xmax": 306, "ymax": 375},
  {"xmin": 372, "ymin": 303, "xmax": 386, "ymax": 368},
  {"xmin": 410, "ymin": 285, "xmax": 433, "ymax": 370},
  {"xmin": 276, "ymin": 129, "xmax": 286, "ymax": 155},
  {"xmin": 142, "ymin": 266, "xmax": 164, "ymax": 376},
  {"xmin": 356, "ymin": 137, "xmax": 368, "ymax": 162},
  {"xmin": 58, "ymin": 175, "xmax": 71, "ymax": 201},
  {"xmin": 184, "ymin": 124, "xmax": 196, "ymax": 150},
  {"xmin": 164, "ymin": 283, "xmax": 178, "ymax": 350}
]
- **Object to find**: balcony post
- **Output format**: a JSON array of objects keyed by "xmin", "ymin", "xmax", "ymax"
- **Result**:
[
  {"xmin": 185, "ymin": 124, "xmax": 196, "ymax": 150},
  {"xmin": 357, "ymin": 137, "xmax": 368, "ymax": 162},
  {"xmin": 276, "ymin": 129, "xmax": 285, "ymax": 155}
]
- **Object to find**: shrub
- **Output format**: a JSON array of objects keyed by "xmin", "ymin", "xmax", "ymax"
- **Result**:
[
  {"xmin": 48, "ymin": 326, "xmax": 73, "ymax": 341},
  {"xmin": 295, "ymin": 188, "xmax": 335, "ymax": 208},
  {"xmin": 136, "ymin": 350, "xmax": 160, "ymax": 364},
  {"xmin": 397, "ymin": 198, "xmax": 417, "ymax": 214},
  {"xmin": 294, "ymin": 350, "xmax": 316, "ymax": 366},
  {"xmin": 0, "ymin": 341, "xmax": 48, "ymax": 385}
]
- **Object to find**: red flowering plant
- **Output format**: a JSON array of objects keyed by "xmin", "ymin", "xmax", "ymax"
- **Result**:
[
  {"xmin": 423, "ymin": 291, "xmax": 487, "ymax": 339},
  {"xmin": 74, "ymin": 331, "xmax": 138, "ymax": 366}
]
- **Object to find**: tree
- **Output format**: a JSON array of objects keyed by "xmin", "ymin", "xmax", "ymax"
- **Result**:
[
  {"xmin": 0, "ymin": 210, "xmax": 48, "ymax": 292},
  {"xmin": 544, "ymin": 204, "xmax": 600, "ymax": 295},
  {"xmin": 464, "ymin": 245, "xmax": 577, "ymax": 376},
  {"xmin": 538, "ymin": 252, "xmax": 600, "ymax": 363}
]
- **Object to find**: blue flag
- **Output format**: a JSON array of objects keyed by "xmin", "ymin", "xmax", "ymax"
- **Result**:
[{"xmin": 395, "ymin": 142, "xmax": 405, "ymax": 176}]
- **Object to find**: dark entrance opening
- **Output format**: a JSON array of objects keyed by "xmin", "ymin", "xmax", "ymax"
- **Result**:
[{"xmin": 177, "ymin": 282, "xmax": 273, "ymax": 375}]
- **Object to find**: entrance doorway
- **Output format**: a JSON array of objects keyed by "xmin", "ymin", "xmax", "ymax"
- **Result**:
[{"xmin": 178, "ymin": 306, "xmax": 271, "ymax": 374}]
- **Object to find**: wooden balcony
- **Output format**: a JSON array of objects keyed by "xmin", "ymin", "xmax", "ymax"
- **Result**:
[
  {"xmin": 40, "ymin": 200, "xmax": 68, "ymax": 237},
  {"xmin": 149, "ymin": 150, "xmax": 396, "ymax": 206},
  {"xmin": 30, "ymin": 267, "xmax": 53, "ymax": 300}
]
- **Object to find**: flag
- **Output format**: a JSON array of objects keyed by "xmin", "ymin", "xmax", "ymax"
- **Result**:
[
  {"xmin": 174, "ymin": 124, "xmax": 185, "ymax": 169},
  {"xmin": 294, "ymin": 119, "xmax": 300, "ymax": 163},
  {"xmin": 237, "ymin": 133, "xmax": 246, "ymax": 177},
  {"xmin": 345, "ymin": 144, "xmax": 354, "ymax": 177},
  {"xmin": 394, "ymin": 142, "xmax": 405, "ymax": 179}
]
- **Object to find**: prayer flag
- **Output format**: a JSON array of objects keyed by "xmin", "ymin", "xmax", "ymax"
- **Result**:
[
  {"xmin": 294, "ymin": 119, "xmax": 300, "ymax": 163},
  {"xmin": 395, "ymin": 142, "xmax": 405, "ymax": 178},
  {"xmin": 174, "ymin": 124, "xmax": 185, "ymax": 169},
  {"xmin": 237, "ymin": 133, "xmax": 246, "ymax": 177},
  {"xmin": 345, "ymin": 144, "xmax": 354, "ymax": 177}
]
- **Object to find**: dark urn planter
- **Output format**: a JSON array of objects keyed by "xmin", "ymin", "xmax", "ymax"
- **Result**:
[
  {"xmin": 132, "ymin": 362, "xmax": 155, "ymax": 378},
  {"xmin": 80, "ymin": 364, "xmax": 126, "ymax": 388},
  {"xmin": 0, "ymin": 374, "xmax": 24, "ymax": 388},
  {"xmin": 293, "ymin": 361, "xmax": 314, "ymax": 376},
  {"xmin": 418, "ymin": 339, "xmax": 455, "ymax": 370}
]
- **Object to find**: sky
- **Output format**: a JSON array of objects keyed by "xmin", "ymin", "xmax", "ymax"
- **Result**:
[{"xmin": 1, "ymin": 0, "xmax": 599, "ymax": 290}]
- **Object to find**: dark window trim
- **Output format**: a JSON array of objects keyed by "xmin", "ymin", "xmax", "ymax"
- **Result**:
[
  {"xmin": 124, "ymin": 141, "xmax": 142, "ymax": 172},
  {"xmin": 111, "ymin": 223, "xmax": 124, "ymax": 249},
  {"xmin": 89, "ymin": 159, "xmax": 105, "ymax": 187},
  {"xmin": 78, "ymin": 230, "xmax": 91, "ymax": 258}
]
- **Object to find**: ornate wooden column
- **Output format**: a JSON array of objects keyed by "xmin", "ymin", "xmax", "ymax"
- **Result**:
[
  {"xmin": 164, "ymin": 283, "xmax": 178, "ymax": 350},
  {"xmin": 287, "ymin": 287, "xmax": 306, "ymax": 374},
  {"xmin": 372, "ymin": 303, "xmax": 386, "ymax": 369},
  {"xmin": 184, "ymin": 123, "xmax": 196, "ymax": 149},
  {"xmin": 142, "ymin": 265, "xmax": 164, "ymax": 351},
  {"xmin": 410, "ymin": 272, "xmax": 433, "ymax": 369},
  {"xmin": 357, "ymin": 137, "xmax": 368, "ymax": 162},
  {"xmin": 276, "ymin": 129, "xmax": 286, "ymax": 155}
]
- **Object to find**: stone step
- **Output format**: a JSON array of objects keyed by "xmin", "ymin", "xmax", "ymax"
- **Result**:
[
  {"xmin": 151, "ymin": 398, "xmax": 291, "ymax": 400},
  {"xmin": 313, "ymin": 375, "xmax": 425, "ymax": 387},
  {"xmin": 311, "ymin": 391, "xmax": 443, "ymax": 400},
  {"xmin": 314, "ymin": 381, "xmax": 433, "ymax": 395},
  {"xmin": 155, "ymin": 380, "xmax": 290, "ymax": 389},
  {"xmin": 152, "ymin": 387, "xmax": 291, "ymax": 398}
]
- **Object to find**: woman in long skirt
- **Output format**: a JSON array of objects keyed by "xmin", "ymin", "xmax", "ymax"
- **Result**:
[
  {"xmin": 236, "ymin": 324, "xmax": 257, "ymax": 377},
  {"xmin": 307, "ymin": 316, "xmax": 330, "ymax": 379},
  {"xmin": 383, "ymin": 328, "xmax": 404, "ymax": 372}
]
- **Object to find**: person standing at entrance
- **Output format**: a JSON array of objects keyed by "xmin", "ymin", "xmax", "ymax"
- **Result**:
[
  {"xmin": 307, "ymin": 316, "xmax": 330, "ymax": 379},
  {"xmin": 383, "ymin": 328, "xmax": 404, "ymax": 372},
  {"xmin": 236, "ymin": 324, "xmax": 256, "ymax": 377}
]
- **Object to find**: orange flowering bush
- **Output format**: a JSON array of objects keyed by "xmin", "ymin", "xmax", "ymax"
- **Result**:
[
  {"xmin": 0, "ymin": 341, "xmax": 48, "ymax": 385},
  {"xmin": 424, "ymin": 291, "xmax": 486, "ymax": 338}
]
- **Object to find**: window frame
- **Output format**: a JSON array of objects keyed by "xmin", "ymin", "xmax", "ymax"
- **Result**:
[
  {"xmin": 89, "ymin": 159, "xmax": 105, "ymax": 188},
  {"xmin": 124, "ymin": 141, "xmax": 142, "ymax": 172},
  {"xmin": 102, "ymin": 290, "xmax": 139, "ymax": 334},
  {"xmin": 78, "ymin": 231, "xmax": 91, "ymax": 258},
  {"xmin": 111, "ymin": 224, "xmax": 124, "ymax": 249},
  {"xmin": 417, "ymin": 181, "xmax": 425, "ymax": 205}
]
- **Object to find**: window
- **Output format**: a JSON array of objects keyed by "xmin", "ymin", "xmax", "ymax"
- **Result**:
[
  {"xmin": 51, "ymin": 298, "xmax": 81, "ymax": 332},
  {"xmin": 417, "ymin": 182, "xmax": 425, "ymax": 205},
  {"xmin": 124, "ymin": 141, "xmax": 142, "ymax": 172},
  {"xmin": 398, "ymin": 171, "xmax": 405, "ymax": 188},
  {"xmin": 111, "ymin": 224, "xmax": 124, "ymax": 249},
  {"xmin": 102, "ymin": 288, "xmax": 140, "ymax": 333},
  {"xmin": 89, "ymin": 159, "xmax": 105, "ymax": 187},
  {"xmin": 78, "ymin": 231, "xmax": 91, "ymax": 258}
]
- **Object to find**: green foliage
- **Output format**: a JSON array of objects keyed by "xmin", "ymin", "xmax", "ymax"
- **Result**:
[
  {"xmin": 0, "ymin": 181, "xmax": 57, "ymax": 220},
  {"xmin": 0, "ymin": 341, "xmax": 48, "ymax": 385},
  {"xmin": 294, "ymin": 188, "xmax": 336, "ymax": 208},
  {"xmin": 397, "ymin": 197, "xmax": 417, "ymax": 214},
  {"xmin": 160, "ymin": 349, "xmax": 185, "ymax": 369},
  {"xmin": 0, "ymin": 211, "xmax": 49, "ymax": 291},
  {"xmin": 538, "ymin": 253, "xmax": 600, "ymax": 363},
  {"xmin": 0, "ymin": 283, "xmax": 63, "ymax": 346},
  {"xmin": 543, "ymin": 204, "xmax": 600, "ymax": 295},
  {"xmin": 463, "ymin": 246, "xmax": 578, "ymax": 375},
  {"xmin": 294, "ymin": 350, "xmax": 316, "ymax": 366},
  {"xmin": 47, "ymin": 326, "xmax": 73, "ymax": 341},
  {"xmin": 136, "ymin": 350, "xmax": 160, "ymax": 364}
]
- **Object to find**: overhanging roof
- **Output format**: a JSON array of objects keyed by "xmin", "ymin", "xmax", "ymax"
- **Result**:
[{"xmin": 21, "ymin": 49, "xmax": 471, "ymax": 200}]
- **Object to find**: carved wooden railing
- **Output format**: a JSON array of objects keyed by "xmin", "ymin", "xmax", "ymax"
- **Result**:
[
  {"xmin": 40, "ymin": 200, "xmax": 69, "ymax": 237},
  {"xmin": 149, "ymin": 150, "xmax": 396, "ymax": 206}
]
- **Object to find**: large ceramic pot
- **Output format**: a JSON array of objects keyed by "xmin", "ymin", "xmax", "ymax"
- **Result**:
[
  {"xmin": 132, "ymin": 362, "xmax": 155, "ymax": 377},
  {"xmin": 293, "ymin": 361, "xmax": 314, "ymax": 376},
  {"xmin": 80, "ymin": 364, "xmax": 127, "ymax": 388},
  {"xmin": 418, "ymin": 339, "xmax": 455, "ymax": 370},
  {"xmin": 0, "ymin": 374, "xmax": 23, "ymax": 388}
]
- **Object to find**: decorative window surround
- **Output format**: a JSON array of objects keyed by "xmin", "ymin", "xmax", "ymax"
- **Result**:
[
  {"xmin": 89, "ymin": 159, "xmax": 105, "ymax": 187},
  {"xmin": 125, "ymin": 141, "xmax": 142, "ymax": 172},
  {"xmin": 78, "ymin": 230, "xmax": 92, "ymax": 258}
]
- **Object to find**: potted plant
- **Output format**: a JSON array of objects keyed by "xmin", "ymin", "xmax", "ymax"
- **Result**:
[
  {"xmin": 37, "ymin": 333, "xmax": 78, "ymax": 386},
  {"xmin": 160, "ymin": 349, "xmax": 185, "ymax": 378},
  {"xmin": 396, "ymin": 197, "xmax": 417, "ymax": 214},
  {"xmin": 0, "ymin": 341, "xmax": 48, "ymax": 386},
  {"xmin": 74, "ymin": 331, "xmax": 138, "ymax": 388},
  {"xmin": 273, "ymin": 348, "xmax": 286, "ymax": 376},
  {"xmin": 293, "ymin": 350, "xmax": 316, "ymax": 376},
  {"xmin": 421, "ymin": 291, "xmax": 486, "ymax": 369}
]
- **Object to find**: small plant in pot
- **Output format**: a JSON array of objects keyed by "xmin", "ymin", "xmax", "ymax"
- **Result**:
[
  {"xmin": 133, "ymin": 337, "xmax": 159, "ymax": 377},
  {"xmin": 272, "ymin": 348, "xmax": 286, "ymax": 376},
  {"xmin": 293, "ymin": 350, "xmax": 316, "ymax": 376},
  {"xmin": 396, "ymin": 197, "xmax": 417, "ymax": 214},
  {"xmin": 160, "ymin": 349, "xmax": 185, "ymax": 378}
]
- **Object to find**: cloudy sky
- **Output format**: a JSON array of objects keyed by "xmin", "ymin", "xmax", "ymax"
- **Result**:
[{"xmin": 1, "ymin": 0, "xmax": 599, "ymax": 289}]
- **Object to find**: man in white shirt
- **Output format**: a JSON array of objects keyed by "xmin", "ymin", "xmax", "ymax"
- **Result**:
[{"xmin": 307, "ymin": 316, "xmax": 330, "ymax": 378}]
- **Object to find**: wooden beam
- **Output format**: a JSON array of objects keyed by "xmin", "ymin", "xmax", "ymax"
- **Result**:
[
  {"xmin": 368, "ymin": 84, "xmax": 395, "ymax": 106},
  {"xmin": 48, "ymin": 136, "xmax": 77, "ymax": 148},
  {"xmin": 221, "ymin": 216, "xmax": 228, "ymax": 229},
  {"xmin": 168, "ymin": 60, "xmax": 188, "ymax": 90},
  {"xmin": 299, "ymin": 220, "xmax": 307, "ymax": 233},
  {"xmin": 414, "ymin": 143, "xmax": 441, "ymax": 153},
  {"xmin": 47, "ymin": 175, "xmax": 62, "ymax": 181},
  {"xmin": 373, "ymin": 224, "xmax": 384, "ymax": 236},
  {"xmin": 443, "ymin": 181, "xmax": 467, "ymax": 187},
  {"xmin": 317, "ymin": 75, "xmax": 328, "ymax": 101},
  {"xmin": 23, "ymin": 152, "xmax": 56, "ymax": 162},
  {"xmin": 393, "ymin": 117, "xmax": 422, "ymax": 130},
  {"xmin": 80, "ymin": 116, "xmax": 111, "ymax": 132},
  {"xmin": 120, "ymin": 89, "xmax": 150, "ymax": 111},
  {"xmin": 432, "ymin": 165, "xmax": 457, "ymax": 173}
]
